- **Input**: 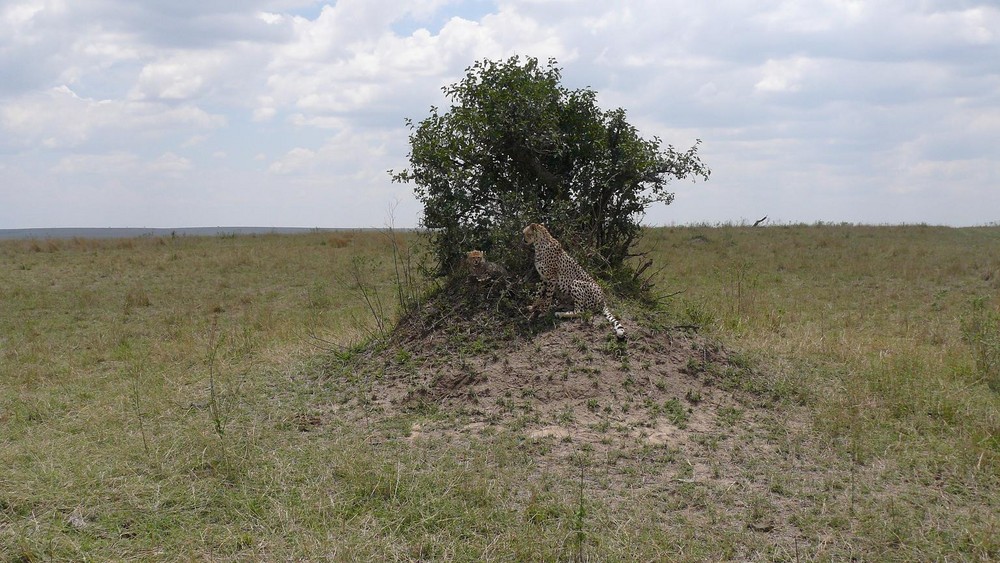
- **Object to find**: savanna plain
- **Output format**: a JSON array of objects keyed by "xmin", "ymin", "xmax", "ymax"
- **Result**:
[{"xmin": 1, "ymin": 225, "xmax": 999, "ymax": 561}]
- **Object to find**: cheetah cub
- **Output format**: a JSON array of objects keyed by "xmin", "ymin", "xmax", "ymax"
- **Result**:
[
  {"xmin": 465, "ymin": 250, "xmax": 507, "ymax": 282},
  {"xmin": 522, "ymin": 223, "xmax": 626, "ymax": 340}
]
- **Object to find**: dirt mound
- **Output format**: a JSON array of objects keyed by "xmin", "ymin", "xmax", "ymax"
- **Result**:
[
  {"xmin": 333, "ymin": 276, "xmax": 774, "ymax": 460},
  {"xmin": 317, "ymin": 277, "xmax": 815, "ymax": 542}
]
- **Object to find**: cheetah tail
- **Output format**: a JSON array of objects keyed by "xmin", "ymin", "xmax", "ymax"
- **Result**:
[{"xmin": 603, "ymin": 305, "xmax": 626, "ymax": 340}]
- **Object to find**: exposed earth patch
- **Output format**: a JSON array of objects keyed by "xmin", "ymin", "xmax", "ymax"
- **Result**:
[{"xmin": 309, "ymin": 277, "xmax": 853, "ymax": 551}]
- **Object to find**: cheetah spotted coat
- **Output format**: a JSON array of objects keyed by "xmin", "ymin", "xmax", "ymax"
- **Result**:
[{"xmin": 522, "ymin": 223, "xmax": 626, "ymax": 339}]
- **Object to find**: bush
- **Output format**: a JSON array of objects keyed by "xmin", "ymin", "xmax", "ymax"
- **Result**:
[{"xmin": 391, "ymin": 56, "xmax": 709, "ymax": 287}]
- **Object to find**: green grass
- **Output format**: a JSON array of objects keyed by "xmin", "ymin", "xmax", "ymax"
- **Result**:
[
  {"xmin": 2, "ymin": 225, "xmax": 999, "ymax": 560},
  {"xmin": 639, "ymin": 224, "xmax": 1000, "ymax": 473}
]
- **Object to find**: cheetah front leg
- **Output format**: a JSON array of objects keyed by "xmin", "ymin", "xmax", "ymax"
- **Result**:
[{"xmin": 527, "ymin": 280, "xmax": 556, "ymax": 318}]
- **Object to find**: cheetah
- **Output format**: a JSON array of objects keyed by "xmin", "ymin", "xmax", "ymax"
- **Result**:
[
  {"xmin": 465, "ymin": 250, "xmax": 507, "ymax": 282},
  {"xmin": 522, "ymin": 223, "xmax": 626, "ymax": 340}
]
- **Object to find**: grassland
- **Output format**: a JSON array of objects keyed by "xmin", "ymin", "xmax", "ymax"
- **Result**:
[{"xmin": 1, "ymin": 225, "xmax": 998, "ymax": 561}]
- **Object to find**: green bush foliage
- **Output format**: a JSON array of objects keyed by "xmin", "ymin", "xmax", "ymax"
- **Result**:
[{"xmin": 391, "ymin": 56, "xmax": 710, "ymax": 283}]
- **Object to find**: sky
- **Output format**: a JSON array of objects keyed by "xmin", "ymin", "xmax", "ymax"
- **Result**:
[{"xmin": 1, "ymin": 0, "xmax": 998, "ymax": 229}]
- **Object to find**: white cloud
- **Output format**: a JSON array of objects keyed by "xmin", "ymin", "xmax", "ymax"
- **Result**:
[
  {"xmin": 268, "ymin": 127, "xmax": 394, "ymax": 177},
  {"xmin": 1, "ymin": 85, "xmax": 225, "ymax": 149},
  {"xmin": 253, "ymin": 106, "xmax": 277, "ymax": 121},
  {"xmin": 51, "ymin": 150, "xmax": 191, "ymax": 177},
  {"xmin": 755, "ymin": 57, "xmax": 816, "ymax": 93},
  {"xmin": 52, "ymin": 152, "xmax": 141, "ymax": 175},
  {"xmin": 257, "ymin": 11, "xmax": 283, "ymax": 25},
  {"xmin": 182, "ymin": 134, "xmax": 208, "ymax": 147},
  {"xmin": 268, "ymin": 147, "xmax": 316, "ymax": 174},
  {"xmin": 3, "ymin": 2, "xmax": 44, "ymax": 26},
  {"xmin": 131, "ymin": 52, "xmax": 228, "ymax": 100},
  {"xmin": 1, "ymin": 0, "xmax": 64, "ymax": 31},
  {"xmin": 149, "ymin": 152, "xmax": 192, "ymax": 175},
  {"xmin": 1, "ymin": 0, "xmax": 998, "ymax": 228}
]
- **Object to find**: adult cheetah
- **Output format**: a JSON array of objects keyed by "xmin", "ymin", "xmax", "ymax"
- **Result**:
[{"xmin": 522, "ymin": 223, "xmax": 626, "ymax": 340}]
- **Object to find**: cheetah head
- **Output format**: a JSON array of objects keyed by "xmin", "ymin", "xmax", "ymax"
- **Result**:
[
  {"xmin": 466, "ymin": 250, "xmax": 484, "ymax": 266},
  {"xmin": 522, "ymin": 223, "xmax": 548, "ymax": 246}
]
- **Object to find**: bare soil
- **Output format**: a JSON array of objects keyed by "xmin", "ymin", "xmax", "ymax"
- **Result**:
[{"xmin": 318, "ymin": 277, "xmax": 831, "ymax": 546}]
